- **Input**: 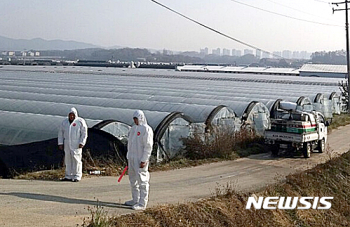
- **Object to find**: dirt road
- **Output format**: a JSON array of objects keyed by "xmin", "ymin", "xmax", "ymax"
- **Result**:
[{"xmin": 1, "ymin": 125, "xmax": 349, "ymax": 227}]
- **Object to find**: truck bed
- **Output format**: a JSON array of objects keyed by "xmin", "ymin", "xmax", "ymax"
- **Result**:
[
  {"xmin": 270, "ymin": 119, "xmax": 316, "ymax": 134},
  {"xmin": 264, "ymin": 130, "xmax": 319, "ymax": 143}
]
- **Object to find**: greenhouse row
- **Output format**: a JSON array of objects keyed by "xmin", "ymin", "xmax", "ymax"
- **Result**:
[
  {"xmin": 0, "ymin": 66, "xmax": 345, "ymax": 177},
  {"xmin": 176, "ymin": 65, "xmax": 300, "ymax": 76}
]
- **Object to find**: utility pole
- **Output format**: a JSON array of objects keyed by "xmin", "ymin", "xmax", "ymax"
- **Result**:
[{"xmin": 333, "ymin": 1, "xmax": 350, "ymax": 113}]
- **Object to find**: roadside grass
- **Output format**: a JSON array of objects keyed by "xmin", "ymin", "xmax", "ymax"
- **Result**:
[
  {"xmin": 14, "ymin": 168, "xmax": 65, "ymax": 180},
  {"xmin": 328, "ymin": 113, "xmax": 350, "ymax": 132},
  {"xmin": 85, "ymin": 149, "xmax": 350, "ymax": 227},
  {"xmin": 151, "ymin": 128, "xmax": 264, "ymax": 171},
  {"xmin": 83, "ymin": 200, "xmax": 110, "ymax": 227},
  {"xmin": 13, "ymin": 158, "xmax": 127, "ymax": 181},
  {"xmin": 182, "ymin": 127, "xmax": 263, "ymax": 160}
]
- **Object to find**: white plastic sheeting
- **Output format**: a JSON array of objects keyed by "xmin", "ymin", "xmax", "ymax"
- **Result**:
[
  {"xmin": 0, "ymin": 97, "xmax": 192, "ymax": 159},
  {"xmin": 0, "ymin": 66, "xmax": 343, "ymax": 159},
  {"xmin": 309, "ymin": 93, "xmax": 333, "ymax": 119},
  {"xmin": 0, "ymin": 110, "xmax": 100, "ymax": 146},
  {"xmin": 156, "ymin": 116, "xmax": 191, "ymax": 160},
  {"xmin": 177, "ymin": 65, "xmax": 299, "ymax": 76},
  {"xmin": 92, "ymin": 120, "xmax": 131, "ymax": 142},
  {"xmin": 329, "ymin": 92, "xmax": 342, "ymax": 115},
  {"xmin": 240, "ymin": 102, "xmax": 271, "ymax": 135}
]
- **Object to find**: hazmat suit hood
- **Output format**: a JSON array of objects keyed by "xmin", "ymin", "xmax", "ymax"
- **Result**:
[
  {"xmin": 68, "ymin": 107, "xmax": 79, "ymax": 118},
  {"xmin": 133, "ymin": 110, "xmax": 147, "ymax": 126}
]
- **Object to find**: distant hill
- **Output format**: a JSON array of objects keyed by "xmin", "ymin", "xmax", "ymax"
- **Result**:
[
  {"xmin": 108, "ymin": 45, "xmax": 124, "ymax": 49},
  {"xmin": 0, "ymin": 35, "xmax": 100, "ymax": 51}
]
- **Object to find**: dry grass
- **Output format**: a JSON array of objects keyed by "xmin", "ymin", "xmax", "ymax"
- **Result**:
[
  {"xmin": 107, "ymin": 194, "xmax": 279, "ymax": 227},
  {"xmin": 14, "ymin": 168, "xmax": 65, "ymax": 180},
  {"xmin": 262, "ymin": 149, "xmax": 350, "ymax": 226},
  {"xmin": 328, "ymin": 113, "xmax": 350, "ymax": 133},
  {"xmin": 149, "ymin": 158, "xmax": 222, "ymax": 172},
  {"xmin": 86, "ymin": 150, "xmax": 350, "ymax": 227},
  {"xmin": 182, "ymin": 128, "xmax": 263, "ymax": 161},
  {"xmin": 83, "ymin": 200, "xmax": 110, "ymax": 227},
  {"xmin": 14, "ymin": 156, "xmax": 127, "ymax": 180}
]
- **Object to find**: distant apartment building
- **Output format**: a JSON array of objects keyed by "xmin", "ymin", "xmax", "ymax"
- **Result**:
[
  {"xmin": 300, "ymin": 51, "xmax": 310, "ymax": 59},
  {"xmin": 212, "ymin": 48, "xmax": 221, "ymax": 56},
  {"xmin": 232, "ymin": 49, "xmax": 242, "ymax": 57},
  {"xmin": 282, "ymin": 50, "xmax": 292, "ymax": 59},
  {"xmin": 272, "ymin": 51, "xmax": 282, "ymax": 59},
  {"xmin": 256, "ymin": 49, "xmax": 262, "ymax": 59},
  {"xmin": 222, "ymin": 48, "xmax": 231, "ymax": 56},
  {"xmin": 232, "ymin": 49, "xmax": 236, "ymax": 56},
  {"xmin": 292, "ymin": 51, "xmax": 300, "ymax": 59},
  {"xmin": 244, "ymin": 49, "xmax": 254, "ymax": 55},
  {"xmin": 200, "ymin": 47, "xmax": 209, "ymax": 55},
  {"xmin": 262, "ymin": 51, "xmax": 270, "ymax": 58},
  {"xmin": 162, "ymin": 49, "xmax": 173, "ymax": 55}
]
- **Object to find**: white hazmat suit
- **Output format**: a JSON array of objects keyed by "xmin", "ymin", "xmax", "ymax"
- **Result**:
[
  {"xmin": 126, "ymin": 110, "xmax": 153, "ymax": 210},
  {"xmin": 58, "ymin": 107, "xmax": 88, "ymax": 181}
]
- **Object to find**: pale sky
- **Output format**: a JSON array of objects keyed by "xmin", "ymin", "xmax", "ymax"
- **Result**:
[{"xmin": 0, "ymin": 0, "xmax": 346, "ymax": 53}]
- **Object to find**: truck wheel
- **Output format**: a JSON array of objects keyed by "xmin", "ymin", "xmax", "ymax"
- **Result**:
[
  {"xmin": 271, "ymin": 145, "xmax": 279, "ymax": 156},
  {"xmin": 303, "ymin": 142, "xmax": 311, "ymax": 158},
  {"xmin": 318, "ymin": 139, "xmax": 325, "ymax": 153}
]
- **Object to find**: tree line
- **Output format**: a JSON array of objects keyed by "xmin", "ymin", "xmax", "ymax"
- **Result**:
[{"xmin": 37, "ymin": 48, "xmax": 347, "ymax": 66}]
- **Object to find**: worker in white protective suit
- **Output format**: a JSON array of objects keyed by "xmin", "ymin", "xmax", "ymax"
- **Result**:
[
  {"xmin": 58, "ymin": 107, "xmax": 88, "ymax": 182},
  {"xmin": 125, "ymin": 110, "xmax": 153, "ymax": 210}
]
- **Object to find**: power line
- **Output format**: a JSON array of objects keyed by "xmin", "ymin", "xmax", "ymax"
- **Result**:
[
  {"xmin": 264, "ymin": 0, "xmax": 338, "ymax": 23},
  {"xmin": 150, "ymin": 0, "xmax": 281, "ymax": 58},
  {"xmin": 313, "ymin": 0, "xmax": 331, "ymax": 3},
  {"xmin": 231, "ymin": 0, "xmax": 342, "ymax": 27}
]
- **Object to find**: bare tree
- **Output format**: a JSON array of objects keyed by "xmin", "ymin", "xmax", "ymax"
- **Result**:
[{"xmin": 339, "ymin": 80, "xmax": 349, "ymax": 112}]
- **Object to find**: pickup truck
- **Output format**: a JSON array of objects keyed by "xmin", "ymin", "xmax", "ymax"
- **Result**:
[{"xmin": 265, "ymin": 109, "xmax": 329, "ymax": 158}]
